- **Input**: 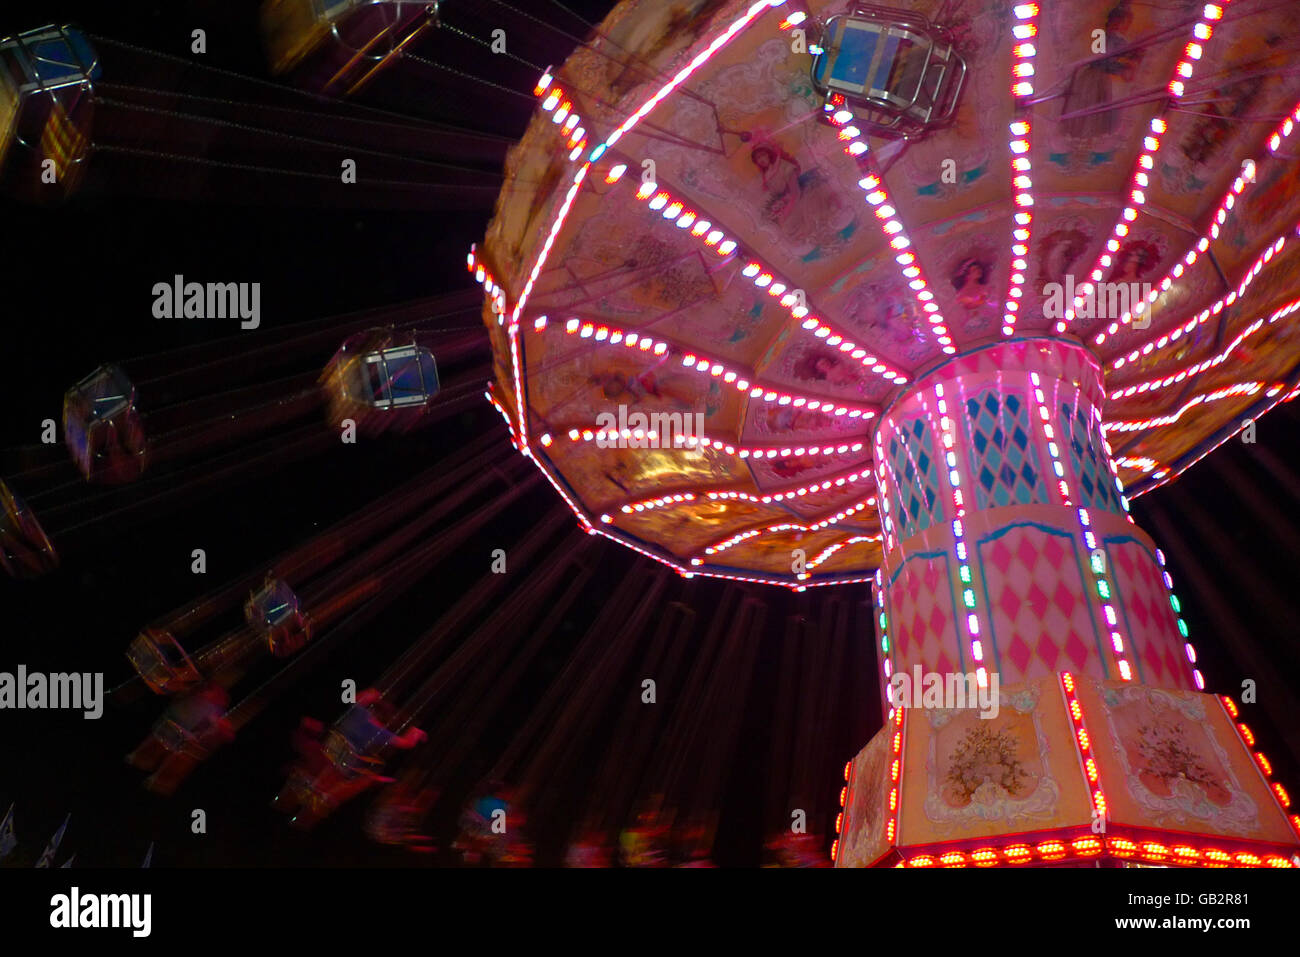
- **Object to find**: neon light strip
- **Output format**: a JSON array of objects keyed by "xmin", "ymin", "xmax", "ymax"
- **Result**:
[
  {"xmin": 1220, "ymin": 696, "xmax": 1298, "ymax": 836},
  {"xmin": 1111, "ymin": 299, "xmax": 1300, "ymax": 399},
  {"xmin": 828, "ymin": 116, "xmax": 955, "ymax": 355},
  {"xmin": 511, "ymin": 161, "xmax": 590, "ymax": 326},
  {"xmin": 1079, "ymin": 507, "xmax": 1133, "ymax": 680},
  {"xmin": 527, "ymin": 435, "xmax": 879, "ymax": 587},
  {"xmin": 632, "ymin": 177, "xmax": 737, "ymax": 255},
  {"xmin": 1094, "ymin": 98, "xmax": 1300, "ymax": 347},
  {"xmin": 1078, "ymin": 384, "xmax": 1135, "ymax": 675},
  {"xmin": 552, "ymin": 317, "xmax": 878, "ymax": 418},
  {"xmin": 1115, "ymin": 455, "xmax": 1164, "ymax": 475},
  {"xmin": 832, "ymin": 748, "xmax": 852, "ymax": 865},
  {"xmin": 807, "ymin": 534, "xmax": 882, "ymax": 570},
  {"xmin": 1003, "ymin": 3, "xmax": 1040, "ymax": 336},
  {"xmin": 1062, "ymin": 672, "xmax": 1111, "ymax": 834},
  {"xmin": 1063, "ymin": 2, "xmax": 1231, "ymax": 330},
  {"xmin": 600, "ymin": 0, "xmax": 787, "ymax": 153},
  {"xmin": 537, "ymin": 81, "xmax": 588, "ymax": 162},
  {"xmin": 902, "ymin": 835, "xmax": 1293, "ymax": 868},
  {"xmin": 468, "ymin": 245, "xmax": 507, "ymax": 324},
  {"xmin": 1131, "ymin": 375, "xmax": 1300, "ymax": 496},
  {"xmin": 933, "ymin": 382, "xmax": 987, "ymax": 685},
  {"xmin": 1111, "ymin": 231, "xmax": 1290, "ymax": 371},
  {"xmin": 694, "ymin": 503, "xmax": 877, "ymax": 558},
  {"xmin": 887, "ymin": 707, "xmax": 904, "ymax": 849},
  {"xmin": 624, "ymin": 176, "xmax": 908, "ymax": 383},
  {"xmin": 485, "ymin": 389, "xmax": 518, "ymax": 449},
  {"xmin": 874, "ymin": 429, "xmax": 895, "ymax": 553},
  {"xmin": 619, "ymin": 463, "xmax": 873, "ymax": 512},
  {"xmin": 875, "ymin": 568, "xmax": 893, "ymax": 692},
  {"xmin": 1155, "ymin": 548, "xmax": 1202, "ymax": 689},
  {"xmin": 1104, "ymin": 381, "xmax": 1263, "ymax": 433},
  {"xmin": 514, "ymin": 0, "xmax": 785, "ymax": 325},
  {"xmin": 1094, "ymin": 407, "xmax": 1134, "ymax": 520},
  {"xmin": 561, "ymin": 425, "xmax": 866, "ymax": 459}
]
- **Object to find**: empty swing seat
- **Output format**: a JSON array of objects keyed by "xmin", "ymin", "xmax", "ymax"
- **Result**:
[
  {"xmin": 0, "ymin": 24, "xmax": 100, "ymax": 197},
  {"xmin": 0, "ymin": 480, "xmax": 58, "ymax": 579},
  {"xmin": 128, "ymin": 628, "xmax": 203, "ymax": 695},
  {"xmin": 245, "ymin": 577, "xmax": 312, "ymax": 657},
  {"xmin": 323, "ymin": 328, "xmax": 441, "ymax": 436},
  {"xmin": 323, "ymin": 708, "xmax": 391, "ymax": 778},
  {"xmin": 63, "ymin": 364, "xmax": 147, "ymax": 483},
  {"xmin": 811, "ymin": 4, "xmax": 965, "ymax": 140}
]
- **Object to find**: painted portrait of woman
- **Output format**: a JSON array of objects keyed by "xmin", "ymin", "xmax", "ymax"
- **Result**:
[
  {"xmin": 1059, "ymin": 1, "xmax": 1144, "ymax": 141},
  {"xmin": 1037, "ymin": 226, "xmax": 1089, "ymax": 289},
  {"xmin": 845, "ymin": 280, "xmax": 924, "ymax": 347},
  {"xmin": 792, "ymin": 350, "xmax": 862, "ymax": 390},
  {"xmin": 950, "ymin": 256, "xmax": 993, "ymax": 313},
  {"xmin": 1106, "ymin": 239, "xmax": 1159, "ymax": 284},
  {"xmin": 761, "ymin": 403, "xmax": 836, "ymax": 436},
  {"xmin": 749, "ymin": 138, "xmax": 857, "ymax": 254},
  {"xmin": 769, "ymin": 451, "xmax": 823, "ymax": 480}
]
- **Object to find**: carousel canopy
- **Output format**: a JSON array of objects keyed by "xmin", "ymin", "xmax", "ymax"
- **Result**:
[{"xmin": 476, "ymin": 0, "xmax": 1300, "ymax": 587}]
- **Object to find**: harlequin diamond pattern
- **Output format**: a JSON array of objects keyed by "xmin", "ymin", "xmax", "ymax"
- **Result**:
[
  {"xmin": 1059, "ymin": 401, "xmax": 1122, "ymax": 515},
  {"xmin": 886, "ymin": 553, "xmax": 963, "ymax": 676},
  {"xmin": 886, "ymin": 417, "xmax": 941, "ymax": 538},
  {"xmin": 1106, "ymin": 541, "xmax": 1195, "ymax": 690},
  {"xmin": 965, "ymin": 389, "xmax": 1048, "ymax": 510},
  {"xmin": 978, "ymin": 526, "xmax": 1104, "ymax": 684}
]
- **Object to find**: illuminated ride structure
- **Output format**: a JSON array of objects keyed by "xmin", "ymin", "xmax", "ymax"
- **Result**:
[
  {"xmin": 0, "ymin": 0, "xmax": 1296, "ymax": 866},
  {"xmin": 471, "ymin": 0, "xmax": 1300, "ymax": 866}
]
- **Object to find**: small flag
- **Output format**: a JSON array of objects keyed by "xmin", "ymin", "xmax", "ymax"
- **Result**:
[
  {"xmin": 142, "ymin": 842, "xmax": 154, "ymax": 869},
  {"xmin": 0, "ymin": 805, "xmax": 15, "ymax": 859},
  {"xmin": 34, "ymin": 814, "xmax": 70, "ymax": 869}
]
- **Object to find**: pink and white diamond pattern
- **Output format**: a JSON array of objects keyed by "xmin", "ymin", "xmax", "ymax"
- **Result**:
[
  {"xmin": 1106, "ymin": 540, "xmax": 1197, "ymax": 690},
  {"xmin": 885, "ymin": 551, "xmax": 964, "ymax": 677},
  {"xmin": 977, "ymin": 525, "xmax": 1105, "ymax": 684}
]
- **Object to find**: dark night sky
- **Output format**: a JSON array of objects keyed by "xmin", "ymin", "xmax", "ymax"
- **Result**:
[{"xmin": 0, "ymin": 0, "xmax": 1296, "ymax": 868}]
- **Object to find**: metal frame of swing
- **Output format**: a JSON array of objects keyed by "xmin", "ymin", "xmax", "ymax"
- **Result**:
[
  {"xmin": 0, "ymin": 24, "xmax": 100, "ymax": 175},
  {"xmin": 810, "ymin": 3, "xmax": 966, "ymax": 140}
]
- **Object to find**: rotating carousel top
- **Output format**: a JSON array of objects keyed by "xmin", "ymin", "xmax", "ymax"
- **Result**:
[{"xmin": 474, "ymin": 0, "xmax": 1300, "ymax": 588}]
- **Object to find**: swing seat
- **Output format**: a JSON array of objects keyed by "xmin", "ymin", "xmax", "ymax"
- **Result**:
[
  {"xmin": 0, "ymin": 480, "xmax": 58, "ymax": 579},
  {"xmin": 323, "ymin": 328, "xmax": 441, "ymax": 436},
  {"xmin": 245, "ymin": 577, "xmax": 312, "ymax": 657},
  {"xmin": 811, "ymin": 4, "xmax": 965, "ymax": 140},
  {"xmin": 0, "ymin": 25, "xmax": 100, "ymax": 198},
  {"xmin": 322, "ymin": 727, "xmax": 387, "ymax": 779},
  {"xmin": 128, "ymin": 627, "xmax": 203, "ymax": 695},
  {"xmin": 63, "ymin": 365, "xmax": 147, "ymax": 484}
]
